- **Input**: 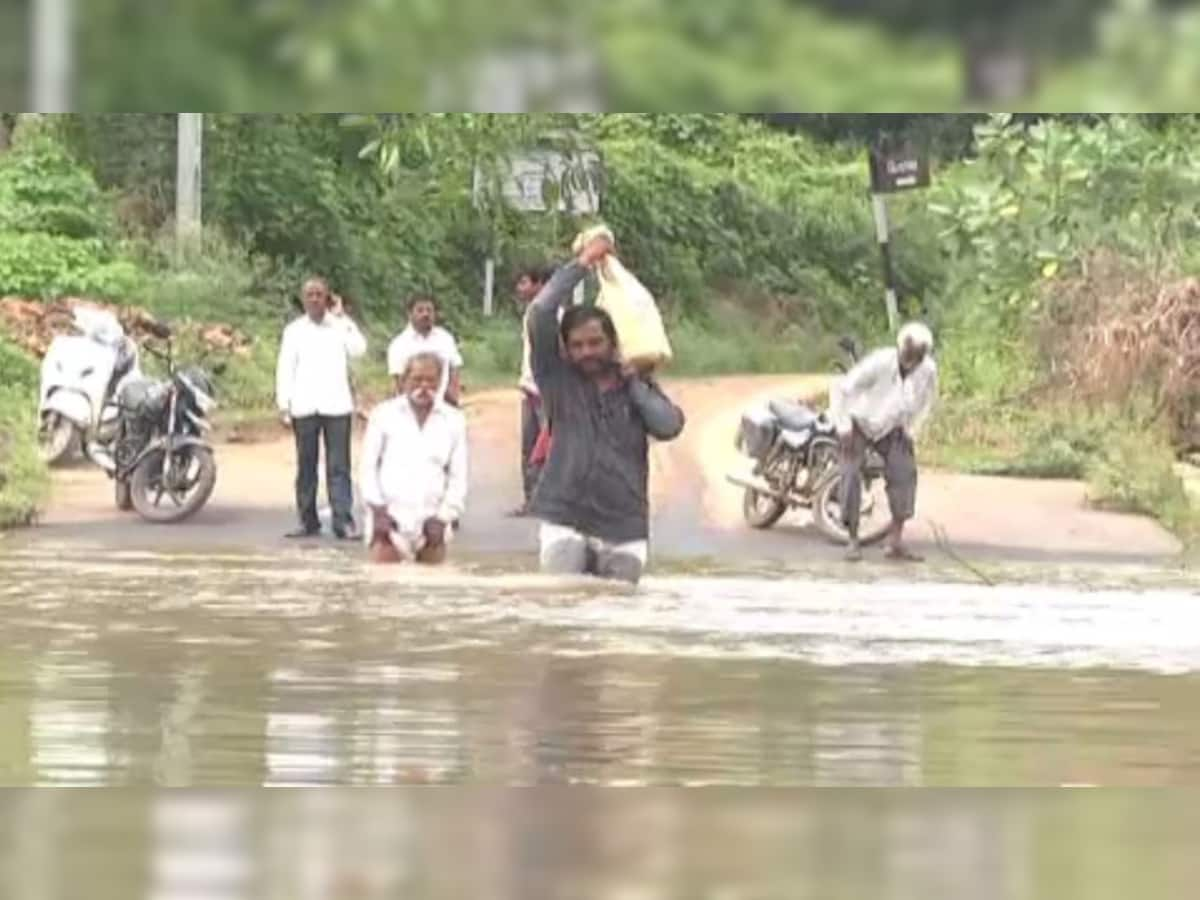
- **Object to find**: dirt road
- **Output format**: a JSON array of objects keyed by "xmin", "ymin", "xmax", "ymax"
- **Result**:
[{"xmin": 16, "ymin": 376, "xmax": 1183, "ymax": 572}]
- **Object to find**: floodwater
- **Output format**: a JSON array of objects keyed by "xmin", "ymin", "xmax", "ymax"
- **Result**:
[
  {"xmin": 3, "ymin": 543, "xmax": 1200, "ymax": 788},
  {"xmin": 4, "ymin": 544, "xmax": 1200, "ymax": 899}
]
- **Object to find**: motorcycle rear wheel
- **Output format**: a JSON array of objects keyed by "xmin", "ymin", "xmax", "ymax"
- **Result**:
[
  {"xmin": 130, "ymin": 446, "xmax": 217, "ymax": 524},
  {"xmin": 811, "ymin": 470, "xmax": 892, "ymax": 547}
]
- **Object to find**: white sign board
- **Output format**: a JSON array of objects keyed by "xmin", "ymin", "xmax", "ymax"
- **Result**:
[{"xmin": 473, "ymin": 148, "xmax": 602, "ymax": 215}]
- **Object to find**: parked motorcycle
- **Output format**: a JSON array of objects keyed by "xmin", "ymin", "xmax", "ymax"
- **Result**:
[
  {"xmin": 104, "ymin": 323, "xmax": 220, "ymax": 523},
  {"xmin": 726, "ymin": 337, "xmax": 892, "ymax": 546},
  {"xmin": 37, "ymin": 307, "xmax": 140, "ymax": 465}
]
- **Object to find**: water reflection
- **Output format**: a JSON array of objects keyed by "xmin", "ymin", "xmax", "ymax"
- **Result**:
[
  {"xmin": 148, "ymin": 794, "xmax": 252, "ymax": 900},
  {"xmin": 2, "ymin": 546, "xmax": 1200, "ymax": 786},
  {"xmin": 3, "ymin": 791, "xmax": 1200, "ymax": 899},
  {"xmin": 31, "ymin": 657, "xmax": 118, "ymax": 785}
]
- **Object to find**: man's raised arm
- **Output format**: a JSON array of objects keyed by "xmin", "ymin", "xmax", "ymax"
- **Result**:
[{"xmin": 528, "ymin": 261, "xmax": 588, "ymax": 386}]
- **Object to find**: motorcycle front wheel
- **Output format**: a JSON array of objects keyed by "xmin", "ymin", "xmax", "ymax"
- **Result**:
[
  {"xmin": 811, "ymin": 469, "xmax": 892, "ymax": 547},
  {"xmin": 129, "ymin": 446, "xmax": 217, "ymax": 524},
  {"xmin": 38, "ymin": 413, "xmax": 78, "ymax": 466}
]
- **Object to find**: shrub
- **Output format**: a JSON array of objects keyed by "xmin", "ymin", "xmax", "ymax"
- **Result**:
[
  {"xmin": 1086, "ymin": 430, "xmax": 1198, "ymax": 551},
  {"xmin": 0, "ymin": 232, "xmax": 145, "ymax": 298},
  {"xmin": 0, "ymin": 130, "xmax": 115, "ymax": 240},
  {"xmin": 0, "ymin": 337, "xmax": 47, "ymax": 528}
]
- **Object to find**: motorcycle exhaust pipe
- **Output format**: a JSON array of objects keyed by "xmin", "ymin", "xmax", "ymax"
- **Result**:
[
  {"xmin": 726, "ymin": 473, "xmax": 812, "ymax": 508},
  {"xmin": 726, "ymin": 473, "xmax": 787, "ymax": 500}
]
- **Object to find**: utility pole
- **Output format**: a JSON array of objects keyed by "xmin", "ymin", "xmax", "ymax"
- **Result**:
[
  {"xmin": 871, "ymin": 193, "xmax": 900, "ymax": 333},
  {"xmin": 30, "ymin": 0, "xmax": 72, "ymax": 112},
  {"xmin": 867, "ymin": 140, "xmax": 931, "ymax": 333},
  {"xmin": 175, "ymin": 114, "xmax": 203, "ymax": 251}
]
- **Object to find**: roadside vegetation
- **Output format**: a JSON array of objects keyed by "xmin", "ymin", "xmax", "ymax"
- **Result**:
[{"xmin": 0, "ymin": 337, "xmax": 47, "ymax": 527}]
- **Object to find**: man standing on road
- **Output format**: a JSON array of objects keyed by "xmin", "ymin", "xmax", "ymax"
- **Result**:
[
  {"xmin": 387, "ymin": 295, "xmax": 464, "ymax": 407},
  {"xmin": 510, "ymin": 262, "xmax": 555, "ymax": 517},
  {"xmin": 527, "ymin": 233, "xmax": 685, "ymax": 585},
  {"xmin": 831, "ymin": 321, "xmax": 938, "ymax": 563},
  {"xmin": 360, "ymin": 352, "xmax": 468, "ymax": 565},
  {"xmin": 276, "ymin": 277, "xmax": 368, "ymax": 540}
]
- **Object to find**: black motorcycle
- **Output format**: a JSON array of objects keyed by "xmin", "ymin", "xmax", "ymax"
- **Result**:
[
  {"xmin": 728, "ymin": 336, "xmax": 891, "ymax": 546},
  {"xmin": 108, "ymin": 323, "xmax": 220, "ymax": 523}
]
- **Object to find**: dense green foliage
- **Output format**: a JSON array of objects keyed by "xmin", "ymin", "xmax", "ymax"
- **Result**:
[
  {"xmin": 60, "ymin": 113, "xmax": 925, "ymax": 345},
  {"xmin": 920, "ymin": 113, "xmax": 1200, "ymax": 544},
  {"xmin": 0, "ymin": 129, "xmax": 142, "ymax": 299}
]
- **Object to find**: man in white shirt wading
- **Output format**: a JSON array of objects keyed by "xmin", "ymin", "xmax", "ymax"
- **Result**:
[
  {"xmin": 360, "ymin": 352, "xmax": 468, "ymax": 564},
  {"xmin": 275, "ymin": 277, "xmax": 368, "ymax": 540},
  {"xmin": 386, "ymin": 295, "xmax": 464, "ymax": 407},
  {"xmin": 510, "ymin": 262, "xmax": 554, "ymax": 517},
  {"xmin": 830, "ymin": 321, "xmax": 939, "ymax": 563}
]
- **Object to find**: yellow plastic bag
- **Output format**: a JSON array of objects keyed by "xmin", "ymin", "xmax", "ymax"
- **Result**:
[{"xmin": 574, "ymin": 225, "xmax": 673, "ymax": 369}]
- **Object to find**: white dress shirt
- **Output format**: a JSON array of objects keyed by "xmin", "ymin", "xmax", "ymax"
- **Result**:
[
  {"xmin": 359, "ymin": 396, "xmax": 468, "ymax": 529},
  {"xmin": 386, "ymin": 326, "xmax": 463, "ymax": 401},
  {"xmin": 275, "ymin": 313, "xmax": 367, "ymax": 418},
  {"xmin": 830, "ymin": 347, "xmax": 939, "ymax": 442}
]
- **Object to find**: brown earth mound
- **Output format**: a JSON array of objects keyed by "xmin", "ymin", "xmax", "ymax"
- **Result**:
[{"xmin": 0, "ymin": 297, "xmax": 253, "ymax": 358}]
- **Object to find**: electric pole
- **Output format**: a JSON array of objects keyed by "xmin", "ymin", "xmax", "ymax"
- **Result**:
[
  {"xmin": 175, "ymin": 114, "xmax": 203, "ymax": 251},
  {"xmin": 30, "ymin": 0, "xmax": 72, "ymax": 112}
]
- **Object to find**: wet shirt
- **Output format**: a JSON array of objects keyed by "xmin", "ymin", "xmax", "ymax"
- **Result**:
[{"xmin": 527, "ymin": 261, "xmax": 685, "ymax": 543}]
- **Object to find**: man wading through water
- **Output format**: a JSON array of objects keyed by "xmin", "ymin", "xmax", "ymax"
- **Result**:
[
  {"xmin": 361, "ymin": 352, "xmax": 467, "ymax": 565},
  {"xmin": 527, "ymin": 232, "xmax": 685, "ymax": 585},
  {"xmin": 831, "ymin": 322, "xmax": 938, "ymax": 563}
]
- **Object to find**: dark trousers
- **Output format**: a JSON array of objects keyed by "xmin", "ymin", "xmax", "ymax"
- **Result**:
[
  {"xmin": 840, "ymin": 426, "xmax": 917, "ymax": 538},
  {"xmin": 521, "ymin": 391, "xmax": 545, "ymax": 504},
  {"xmin": 292, "ymin": 414, "xmax": 354, "ymax": 531}
]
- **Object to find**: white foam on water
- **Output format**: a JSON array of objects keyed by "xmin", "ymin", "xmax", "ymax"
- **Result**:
[{"xmin": 5, "ymin": 548, "xmax": 1200, "ymax": 674}]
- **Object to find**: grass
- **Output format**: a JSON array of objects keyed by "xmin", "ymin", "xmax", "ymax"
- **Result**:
[
  {"xmin": 1085, "ymin": 431, "xmax": 1200, "ymax": 556},
  {"xmin": 0, "ymin": 389, "xmax": 49, "ymax": 529},
  {"xmin": 924, "ymin": 392, "xmax": 1200, "ymax": 556},
  {"xmin": 0, "ymin": 339, "xmax": 48, "ymax": 528}
]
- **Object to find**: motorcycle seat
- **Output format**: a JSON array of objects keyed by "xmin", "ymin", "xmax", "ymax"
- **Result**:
[{"xmin": 769, "ymin": 399, "xmax": 818, "ymax": 431}]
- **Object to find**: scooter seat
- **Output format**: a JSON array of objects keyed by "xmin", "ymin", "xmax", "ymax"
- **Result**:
[{"xmin": 769, "ymin": 399, "xmax": 818, "ymax": 431}]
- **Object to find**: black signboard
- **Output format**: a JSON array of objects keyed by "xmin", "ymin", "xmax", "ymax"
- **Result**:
[{"xmin": 868, "ymin": 143, "xmax": 931, "ymax": 194}]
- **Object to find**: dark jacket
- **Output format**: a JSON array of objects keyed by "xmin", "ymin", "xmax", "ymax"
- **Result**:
[{"xmin": 527, "ymin": 261, "xmax": 685, "ymax": 542}]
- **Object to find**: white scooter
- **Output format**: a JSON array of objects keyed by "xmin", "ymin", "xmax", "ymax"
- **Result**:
[{"xmin": 37, "ymin": 307, "xmax": 140, "ymax": 466}]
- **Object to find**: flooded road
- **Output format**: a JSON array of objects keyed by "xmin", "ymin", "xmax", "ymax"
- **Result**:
[{"xmin": 3, "ymin": 543, "xmax": 1200, "ymax": 788}]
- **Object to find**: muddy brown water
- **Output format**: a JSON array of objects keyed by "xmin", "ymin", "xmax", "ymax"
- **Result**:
[
  {"xmin": 3, "ymin": 544, "xmax": 1200, "ymax": 788},
  {"xmin": 4, "ymin": 542, "xmax": 1200, "ymax": 897}
]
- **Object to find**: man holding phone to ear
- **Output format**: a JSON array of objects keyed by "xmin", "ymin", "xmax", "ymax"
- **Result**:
[{"xmin": 276, "ymin": 276, "xmax": 368, "ymax": 540}]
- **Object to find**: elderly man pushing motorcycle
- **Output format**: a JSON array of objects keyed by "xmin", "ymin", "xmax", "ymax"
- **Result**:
[{"xmin": 830, "ymin": 322, "xmax": 938, "ymax": 563}]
